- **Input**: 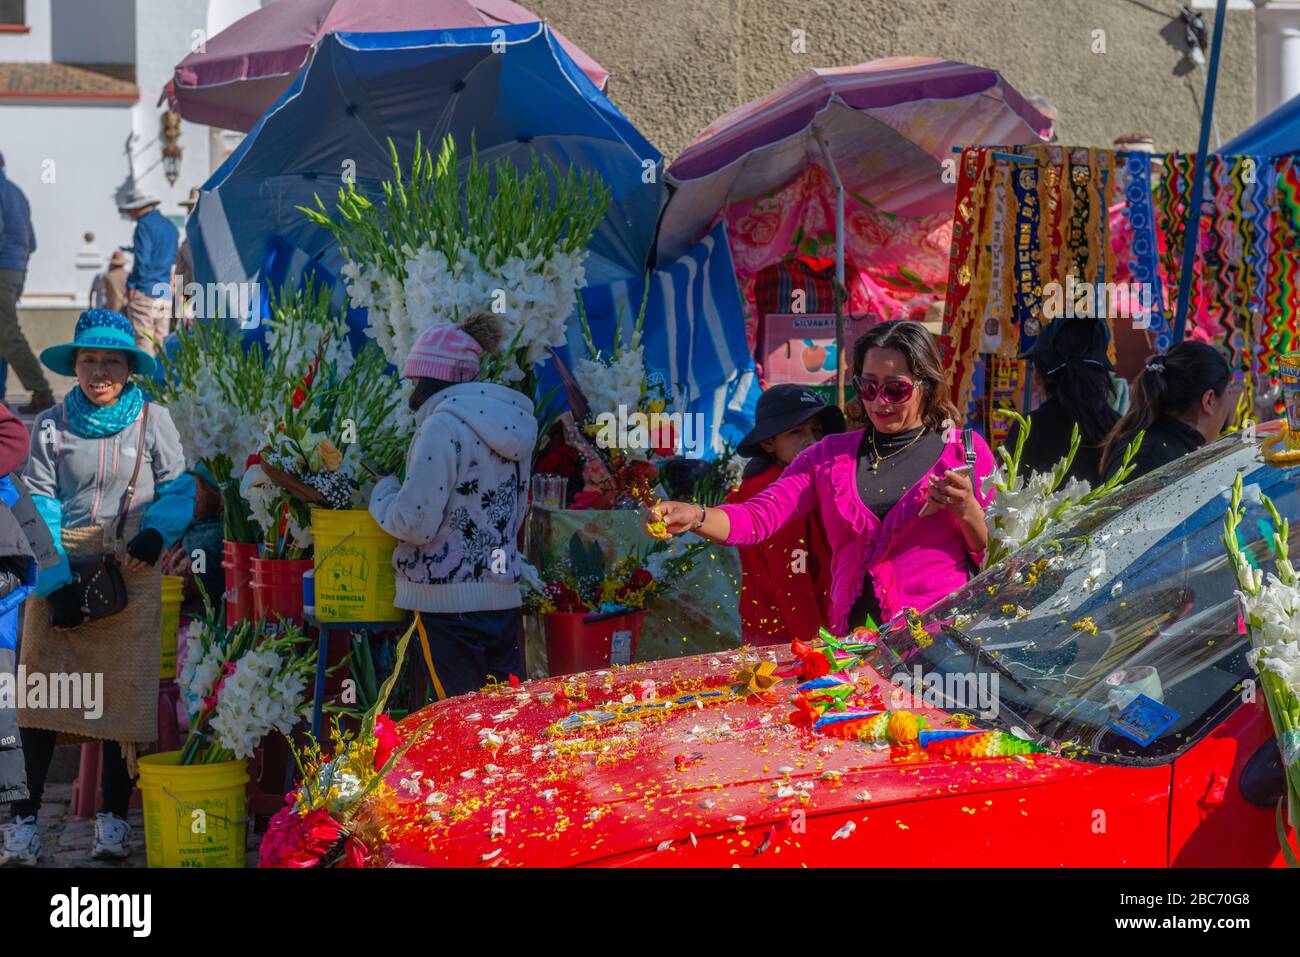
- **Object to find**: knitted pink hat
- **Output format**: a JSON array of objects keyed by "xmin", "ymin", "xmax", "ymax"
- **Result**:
[{"xmin": 402, "ymin": 322, "xmax": 484, "ymax": 383}]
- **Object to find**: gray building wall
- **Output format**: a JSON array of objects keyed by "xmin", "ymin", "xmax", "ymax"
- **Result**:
[{"xmin": 531, "ymin": 0, "xmax": 1256, "ymax": 160}]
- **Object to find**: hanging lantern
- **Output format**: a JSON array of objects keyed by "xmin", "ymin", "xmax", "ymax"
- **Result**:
[{"xmin": 161, "ymin": 110, "xmax": 183, "ymax": 186}]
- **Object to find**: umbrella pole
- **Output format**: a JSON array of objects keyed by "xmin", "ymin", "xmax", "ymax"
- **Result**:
[
  {"xmin": 1172, "ymin": 0, "xmax": 1227, "ymax": 344},
  {"xmin": 813, "ymin": 125, "xmax": 847, "ymax": 408}
]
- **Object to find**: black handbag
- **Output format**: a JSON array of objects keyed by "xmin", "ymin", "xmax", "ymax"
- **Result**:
[{"xmin": 67, "ymin": 403, "xmax": 149, "ymax": 624}]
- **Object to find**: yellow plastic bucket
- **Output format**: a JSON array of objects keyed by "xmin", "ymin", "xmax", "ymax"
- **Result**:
[
  {"xmin": 310, "ymin": 507, "xmax": 402, "ymax": 622},
  {"xmin": 160, "ymin": 575, "xmax": 183, "ymax": 680},
  {"xmin": 137, "ymin": 751, "xmax": 248, "ymax": 868}
]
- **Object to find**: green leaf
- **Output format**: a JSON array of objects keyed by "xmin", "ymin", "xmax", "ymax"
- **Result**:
[{"xmin": 1277, "ymin": 799, "xmax": 1300, "ymax": 868}]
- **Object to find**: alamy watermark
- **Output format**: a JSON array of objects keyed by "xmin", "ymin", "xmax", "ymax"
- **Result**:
[
  {"xmin": 150, "ymin": 280, "xmax": 263, "ymax": 328},
  {"xmin": 1041, "ymin": 275, "xmax": 1156, "ymax": 328},
  {"xmin": 0, "ymin": 668, "xmax": 103, "ymax": 720},
  {"xmin": 592, "ymin": 406, "xmax": 708, "ymax": 459},
  {"xmin": 890, "ymin": 665, "xmax": 999, "ymax": 719}
]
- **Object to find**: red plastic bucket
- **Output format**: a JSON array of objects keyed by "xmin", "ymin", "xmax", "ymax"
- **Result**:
[
  {"xmin": 543, "ymin": 609, "xmax": 646, "ymax": 677},
  {"xmin": 222, "ymin": 541, "xmax": 260, "ymax": 625},
  {"xmin": 250, "ymin": 558, "xmax": 315, "ymax": 627}
]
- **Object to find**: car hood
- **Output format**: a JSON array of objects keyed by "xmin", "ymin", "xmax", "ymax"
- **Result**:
[{"xmin": 352, "ymin": 648, "xmax": 1092, "ymax": 867}]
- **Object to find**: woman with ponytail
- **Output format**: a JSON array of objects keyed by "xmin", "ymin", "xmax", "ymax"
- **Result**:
[
  {"xmin": 645, "ymin": 321, "xmax": 998, "ymax": 635},
  {"xmin": 1099, "ymin": 341, "xmax": 1233, "ymax": 482},
  {"xmin": 1010, "ymin": 317, "xmax": 1122, "ymax": 483}
]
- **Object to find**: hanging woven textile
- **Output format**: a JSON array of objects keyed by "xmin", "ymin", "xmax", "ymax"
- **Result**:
[
  {"xmin": 1012, "ymin": 160, "xmax": 1043, "ymax": 353},
  {"xmin": 942, "ymin": 147, "xmax": 994, "ymax": 417},
  {"xmin": 1119, "ymin": 151, "xmax": 1171, "ymax": 351},
  {"xmin": 1267, "ymin": 156, "xmax": 1300, "ymax": 398}
]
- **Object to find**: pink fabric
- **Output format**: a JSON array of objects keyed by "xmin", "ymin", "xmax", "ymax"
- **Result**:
[
  {"xmin": 716, "ymin": 429, "xmax": 997, "ymax": 633},
  {"xmin": 726, "ymin": 164, "xmax": 951, "ymax": 349},
  {"xmin": 403, "ymin": 323, "xmax": 484, "ymax": 382}
]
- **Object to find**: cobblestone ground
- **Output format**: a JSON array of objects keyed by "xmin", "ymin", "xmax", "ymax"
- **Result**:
[{"xmin": 24, "ymin": 785, "xmax": 261, "ymax": 868}]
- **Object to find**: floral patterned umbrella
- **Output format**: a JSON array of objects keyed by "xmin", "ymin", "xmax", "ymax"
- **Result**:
[{"xmin": 656, "ymin": 58, "xmax": 1053, "ymax": 356}]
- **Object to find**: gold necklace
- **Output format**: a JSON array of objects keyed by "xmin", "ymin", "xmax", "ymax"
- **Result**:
[{"xmin": 868, "ymin": 427, "xmax": 927, "ymax": 473}]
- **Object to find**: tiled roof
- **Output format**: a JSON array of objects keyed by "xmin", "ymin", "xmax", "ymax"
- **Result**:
[{"xmin": 0, "ymin": 62, "xmax": 137, "ymax": 100}]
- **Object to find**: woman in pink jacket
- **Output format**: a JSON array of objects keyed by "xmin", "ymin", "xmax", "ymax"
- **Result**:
[{"xmin": 650, "ymin": 320, "xmax": 997, "ymax": 635}]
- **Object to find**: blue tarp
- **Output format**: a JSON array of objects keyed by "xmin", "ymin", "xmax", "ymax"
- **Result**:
[
  {"xmin": 550, "ymin": 221, "xmax": 758, "ymax": 458},
  {"xmin": 1219, "ymin": 91, "xmax": 1300, "ymax": 157}
]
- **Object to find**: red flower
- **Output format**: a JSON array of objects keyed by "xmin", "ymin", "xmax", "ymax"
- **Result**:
[
  {"xmin": 789, "ymin": 693, "xmax": 820, "ymax": 728},
  {"xmin": 257, "ymin": 803, "xmax": 346, "ymax": 868},
  {"xmin": 373, "ymin": 714, "xmax": 400, "ymax": 772},
  {"xmin": 798, "ymin": 650, "xmax": 831, "ymax": 680},
  {"xmin": 246, "ymin": 452, "xmax": 262, "ymax": 468},
  {"xmin": 625, "ymin": 569, "xmax": 653, "ymax": 591},
  {"xmin": 508, "ymin": 674, "xmax": 520, "ymax": 688},
  {"xmin": 571, "ymin": 490, "xmax": 602, "ymax": 510},
  {"xmin": 652, "ymin": 421, "xmax": 676, "ymax": 457},
  {"xmin": 342, "ymin": 836, "xmax": 366, "ymax": 868},
  {"xmin": 292, "ymin": 386, "xmax": 307, "ymax": 410}
]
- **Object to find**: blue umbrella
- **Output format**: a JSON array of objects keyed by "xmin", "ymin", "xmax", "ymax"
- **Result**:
[{"xmin": 188, "ymin": 23, "xmax": 664, "ymax": 318}]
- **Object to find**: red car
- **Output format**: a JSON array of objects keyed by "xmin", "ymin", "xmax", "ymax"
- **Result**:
[{"xmin": 351, "ymin": 434, "xmax": 1295, "ymax": 867}]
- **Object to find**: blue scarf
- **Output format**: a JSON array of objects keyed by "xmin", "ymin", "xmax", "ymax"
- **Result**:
[{"xmin": 64, "ymin": 381, "xmax": 144, "ymax": 439}]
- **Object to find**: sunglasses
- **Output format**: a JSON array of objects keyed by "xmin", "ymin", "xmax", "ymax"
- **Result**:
[{"xmin": 853, "ymin": 375, "xmax": 918, "ymax": 404}]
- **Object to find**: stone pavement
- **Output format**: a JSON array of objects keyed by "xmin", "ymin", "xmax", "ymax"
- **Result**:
[{"xmin": 25, "ymin": 781, "xmax": 261, "ymax": 868}]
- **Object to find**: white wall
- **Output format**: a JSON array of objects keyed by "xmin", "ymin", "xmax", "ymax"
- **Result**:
[
  {"xmin": 2, "ymin": 101, "xmax": 138, "ymax": 298},
  {"xmin": 4, "ymin": 0, "xmax": 217, "ymax": 298},
  {"xmin": 0, "ymin": 0, "xmax": 51, "ymax": 60},
  {"xmin": 50, "ymin": 0, "xmax": 135, "ymax": 64}
]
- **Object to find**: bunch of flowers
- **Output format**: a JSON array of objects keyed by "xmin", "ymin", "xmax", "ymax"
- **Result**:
[
  {"xmin": 155, "ymin": 319, "xmax": 280, "ymax": 543},
  {"xmin": 573, "ymin": 290, "xmax": 652, "ymax": 431},
  {"xmin": 239, "ymin": 283, "xmax": 415, "ymax": 556},
  {"xmin": 258, "ymin": 619, "xmax": 434, "ymax": 868},
  {"xmin": 176, "ymin": 609, "xmax": 316, "ymax": 765},
  {"xmin": 522, "ymin": 531, "xmax": 706, "ymax": 614},
  {"xmin": 304, "ymin": 133, "xmax": 611, "ymax": 386},
  {"xmin": 981, "ymin": 410, "xmax": 1143, "ymax": 569},
  {"xmin": 1223, "ymin": 473, "xmax": 1300, "ymax": 852},
  {"xmin": 155, "ymin": 320, "xmax": 278, "ymax": 480}
]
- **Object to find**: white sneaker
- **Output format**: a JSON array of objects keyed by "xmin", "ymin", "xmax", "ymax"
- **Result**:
[
  {"xmin": 91, "ymin": 812, "xmax": 131, "ymax": 861},
  {"xmin": 0, "ymin": 815, "xmax": 42, "ymax": 867}
]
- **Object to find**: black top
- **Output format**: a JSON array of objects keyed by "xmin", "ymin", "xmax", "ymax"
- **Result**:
[
  {"xmin": 1006, "ymin": 396, "xmax": 1105, "ymax": 486},
  {"xmin": 849, "ymin": 425, "xmax": 945, "ymax": 628},
  {"xmin": 1103, "ymin": 416, "xmax": 1205, "ymax": 483}
]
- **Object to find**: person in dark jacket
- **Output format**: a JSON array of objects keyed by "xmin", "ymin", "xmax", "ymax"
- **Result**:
[
  {"xmin": 0, "ymin": 152, "xmax": 54, "ymax": 414},
  {"xmin": 1008, "ymin": 317, "xmax": 1121, "ymax": 485},
  {"xmin": 118, "ymin": 190, "xmax": 179, "ymax": 358},
  {"xmin": 1099, "ymin": 341, "xmax": 1233, "ymax": 483}
]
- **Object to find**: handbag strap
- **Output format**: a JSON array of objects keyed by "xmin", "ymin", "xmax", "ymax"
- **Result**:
[{"xmin": 113, "ymin": 402, "xmax": 150, "ymax": 542}]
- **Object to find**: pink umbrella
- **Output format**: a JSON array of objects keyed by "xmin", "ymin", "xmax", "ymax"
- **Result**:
[
  {"xmin": 659, "ymin": 57, "xmax": 1052, "ymax": 262},
  {"xmin": 167, "ymin": 0, "xmax": 609, "ymax": 131},
  {"xmin": 657, "ymin": 57, "xmax": 1052, "ymax": 404}
]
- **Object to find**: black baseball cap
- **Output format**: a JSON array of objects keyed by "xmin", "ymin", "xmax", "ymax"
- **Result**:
[
  {"xmin": 738, "ymin": 384, "xmax": 846, "ymax": 458},
  {"xmin": 1020, "ymin": 316, "xmax": 1114, "ymax": 376}
]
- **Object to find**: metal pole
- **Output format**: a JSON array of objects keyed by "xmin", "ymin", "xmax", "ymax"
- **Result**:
[
  {"xmin": 812, "ymin": 125, "xmax": 847, "ymax": 407},
  {"xmin": 1172, "ymin": 0, "xmax": 1228, "ymax": 344}
]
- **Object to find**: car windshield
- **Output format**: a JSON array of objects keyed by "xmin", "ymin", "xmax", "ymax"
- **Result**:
[{"xmin": 876, "ymin": 434, "xmax": 1296, "ymax": 766}]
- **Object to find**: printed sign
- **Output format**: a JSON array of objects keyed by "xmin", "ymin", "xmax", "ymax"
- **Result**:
[
  {"xmin": 1107, "ymin": 693, "xmax": 1180, "ymax": 746},
  {"xmin": 610, "ymin": 628, "xmax": 634, "ymax": 666},
  {"xmin": 762, "ymin": 313, "xmax": 872, "ymax": 386}
]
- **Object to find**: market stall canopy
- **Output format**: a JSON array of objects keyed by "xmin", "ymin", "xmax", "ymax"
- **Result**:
[
  {"xmin": 166, "ymin": 0, "xmax": 609, "ymax": 132},
  {"xmin": 656, "ymin": 57, "xmax": 1053, "ymax": 263},
  {"xmin": 189, "ymin": 24, "xmax": 663, "ymax": 307},
  {"xmin": 1218, "ymin": 90, "xmax": 1300, "ymax": 157}
]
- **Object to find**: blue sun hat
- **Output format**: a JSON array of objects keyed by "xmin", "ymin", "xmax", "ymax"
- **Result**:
[{"xmin": 40, "ymin": 308, "xmax": 158, "ymax": 377}]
